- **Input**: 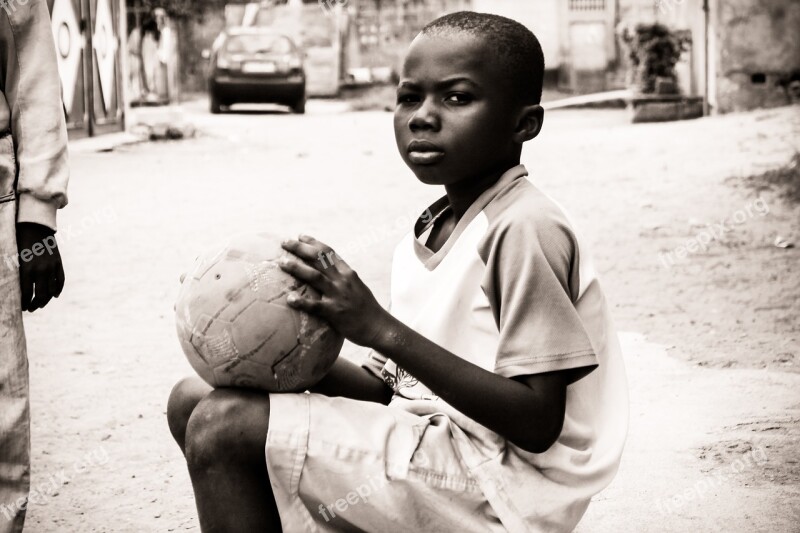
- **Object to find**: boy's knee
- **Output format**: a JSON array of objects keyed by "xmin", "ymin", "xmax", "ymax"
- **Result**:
[
  {"xmin": 184, "ymin": 389, "xmax": 270, "ymax": 470},
  {"xmin": 167, "ymin": 377, "xmax": 211, "ymax": 442}
]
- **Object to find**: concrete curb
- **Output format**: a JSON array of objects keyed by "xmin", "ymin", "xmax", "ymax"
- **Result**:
[{"xmin": 69, "ymin": 132, "xmax": 148, "ymax": 154}]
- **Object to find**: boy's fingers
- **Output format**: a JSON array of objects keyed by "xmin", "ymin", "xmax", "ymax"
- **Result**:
[
  {"xmin": 283, "ymin": 236, "xmax": 348, "ymax": 273},
  {"xmin": 286, "ymin": 293, "xmax": 325, "ymax": 315},
  {"xmin": 28, "ymin": 275, "xmax": 53, "ymax": 312},
  {"xmin": 333, "ymin": 257, "xmax": 355, "ymax": 276},
  {"xmin": 299, "ymin": 236, "xmax": 345, "ymax": 266},
  {"xmin": 279, "ymin": 258, "xmax": 330, "ymax": 292},
  {"xmin": 49, "ymin": 267, "xmax": 65, "ymax": 299},
  {"xmin": 281, "ymin": 239, "xmax": 323, "ymax": 263},
  {"xmin": 297, "ymin": 234, "xmax": 329, "ymax": 249}
]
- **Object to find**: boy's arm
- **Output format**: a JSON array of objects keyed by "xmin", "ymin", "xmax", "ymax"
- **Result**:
[
  {"xmin": 1, "ymin": 0, "xmax": 70, "ymax": 311},
  {"xmin": 373, "ymin": 318, "xmax": 576, "ymax": 453},
  {"xmin": 281, "ymin": 235, "xmax": 594, "ymax": 454},
  {"xmin": 309, "ymin": 357, "xmax": 392, "ymax": 405}
]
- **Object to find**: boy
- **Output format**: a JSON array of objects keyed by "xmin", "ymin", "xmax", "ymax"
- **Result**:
[
  {"xmin": 168, "ymin": 12, "xmax": 627, "ymax": 532},
  {"xmin": 1, "ymin": 1, "xmax": 69, "ymax": 531}
]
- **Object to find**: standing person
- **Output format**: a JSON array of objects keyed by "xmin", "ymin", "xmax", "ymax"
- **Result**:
[
  {"xmin": 154, "ymin": 8, "xmax": 176, "ymax": 103},
  {"xmin": 126, "ymin": 24, "xmax": 144, "ymax": 103},
  {"xmin": 140, "ymin": 15, "xmax": 160, "ymax": 102},
  {"xmin": 0, "ymin": 0, "xmax": 69, "ymax": 531}
]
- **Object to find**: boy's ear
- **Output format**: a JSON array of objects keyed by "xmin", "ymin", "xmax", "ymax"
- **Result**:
[{"xmin": 513, "ymin": 105, "xmax": 544, "ymax": 143}]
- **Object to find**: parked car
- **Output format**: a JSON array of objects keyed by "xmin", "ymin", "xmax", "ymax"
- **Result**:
[{"xmin": 206, "ymin": 28, "xmax": 306, "ymax": 114}]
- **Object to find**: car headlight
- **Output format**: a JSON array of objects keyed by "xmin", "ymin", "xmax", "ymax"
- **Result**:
[{"xmin": 287, "ymin": 55, "xmax": 302, "ymax": 69}]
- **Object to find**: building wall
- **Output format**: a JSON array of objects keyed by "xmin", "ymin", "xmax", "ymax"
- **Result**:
[
  {"xmin": 470, "ymin": 0, "xmax": 562, "ymax": 68},
  {"xmin": 562, "ymin": 0, "xmax": 618, "ymax": 93},
  {"xmin": 177, "ymin": 12, "xmax": 227, "ymax": 93},
  {"xmin": 714, "ymin": 0, "xmax": 800, "ymax": 113},
  {"xmin": 618, "ymin": 0, "xmax": 800, "ymax": 113},
  {"xmin": 349, "ymin": 0, "xmax": 470, "ymax": 72},
  {"xmin": 471, "ymin": 0, "xmax": 625, "ymax": 93}
]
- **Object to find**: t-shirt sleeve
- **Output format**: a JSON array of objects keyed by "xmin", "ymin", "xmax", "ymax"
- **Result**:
[{"xmin": 479, "ymin": 215, "xmax": 598, "ymax": 378}]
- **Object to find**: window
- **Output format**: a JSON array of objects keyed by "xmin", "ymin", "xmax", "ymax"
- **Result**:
[
  {"xmin": 225, "ymin": 35, "xmax": 293, "ymax": 55},
  {"xmin": 569, "ymin": 0, "xmax": 606, "ymax": 11}
]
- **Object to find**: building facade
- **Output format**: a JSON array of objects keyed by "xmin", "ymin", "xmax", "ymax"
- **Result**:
[
  {"xmin": 49, "ymin": 0, "xmax": 127, "ymax": 137},
  {"xmin": 619, "ymin": 0, "xmax": 800, "ymax": 113},
  {"xmin": 58, "ymin": 0, "xmax": 794, "ymax": 119}
]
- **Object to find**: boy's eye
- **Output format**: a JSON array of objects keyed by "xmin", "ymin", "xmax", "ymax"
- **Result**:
[
  {"xmin": 444, "ymin": 93, "xmax": 472, "ymax": 105},
  {"xmin": 397, "ymin": 93, "xmax": 420, "ymax": 105}
]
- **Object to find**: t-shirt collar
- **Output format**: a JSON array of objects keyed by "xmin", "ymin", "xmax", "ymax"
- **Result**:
[{"xmin": 412, "ymin": 164, "xmax": 529, "ymax": 269}]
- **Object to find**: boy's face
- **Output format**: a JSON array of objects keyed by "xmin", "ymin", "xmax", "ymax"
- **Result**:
[{"xmin": 394, "ymin": 33, "xmax": 521, "ymax": 186}]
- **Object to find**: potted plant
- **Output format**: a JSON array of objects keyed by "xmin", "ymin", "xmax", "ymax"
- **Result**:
[
  {"xmin": 617, "ymin": 22, "xmax": 702, "ymax": 122},
  {"xmin": 619, "ymin": 22, "xmax": 691, "ymax": 95}
]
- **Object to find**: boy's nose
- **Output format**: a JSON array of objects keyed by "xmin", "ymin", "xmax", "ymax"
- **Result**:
[{"xmin": 409, "ymin": 100, "xmax": 440, "ymax": 132}]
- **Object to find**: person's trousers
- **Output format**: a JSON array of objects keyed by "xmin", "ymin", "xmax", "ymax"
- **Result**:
[{"xmin": 0, "ymin": 132, "xmax": 30, "ymax": 533}]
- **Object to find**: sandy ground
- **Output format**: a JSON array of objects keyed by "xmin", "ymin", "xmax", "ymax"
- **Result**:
[{"xmin": 16, "ymin": 100, "xmax": 800, "ymax": 532}]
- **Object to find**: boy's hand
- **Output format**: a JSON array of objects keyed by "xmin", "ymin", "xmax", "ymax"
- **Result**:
[
  {"xmin": 280, "ymin": 235, "xmax": 390, "ymax": 347},
  {"xmin": 16, "ymin": 222, "xmax": 65, "ymax": 312}
]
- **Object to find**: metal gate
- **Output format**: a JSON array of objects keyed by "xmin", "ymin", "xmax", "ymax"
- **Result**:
[{"xmin": 49, "ymin": 0, "xmax": 124, "ymax": 138}]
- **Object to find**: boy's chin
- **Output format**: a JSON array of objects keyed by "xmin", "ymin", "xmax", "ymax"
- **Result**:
[{"xmin": 408, "ymin": 166, "xmax": 451, "ymax": 186}]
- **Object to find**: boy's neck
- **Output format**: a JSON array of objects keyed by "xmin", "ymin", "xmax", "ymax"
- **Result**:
[{"xmin": 443, "ymin": 161, "xmax": 519, "ymax": 220}]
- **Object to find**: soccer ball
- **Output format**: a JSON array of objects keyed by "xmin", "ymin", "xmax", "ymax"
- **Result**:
[{"xmin": 175, "ymin": 233, "xmax": 343, "ymax": 392}]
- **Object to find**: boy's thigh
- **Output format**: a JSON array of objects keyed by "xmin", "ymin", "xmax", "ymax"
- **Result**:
[{"xmin": 266, "ymin": 393, "xmax": 504, "ymax": 533}]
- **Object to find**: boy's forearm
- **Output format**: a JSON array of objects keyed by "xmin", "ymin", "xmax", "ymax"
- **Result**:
[
  {"xmin": 369, "ymin": 313, "xmax": 565, "ymax": 453},
  {"xmin": 310, "ymin": 357, "xmax": 392, "ymax": 405}
]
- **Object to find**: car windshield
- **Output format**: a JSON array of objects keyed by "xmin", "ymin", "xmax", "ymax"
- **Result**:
[{"xmin": 225, "ymin": 34, "xmax": 293, "ymax": 55}]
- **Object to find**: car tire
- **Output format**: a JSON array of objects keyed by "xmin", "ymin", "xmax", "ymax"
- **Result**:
[
  {"xmin": 291, "ymin": 97, "xmax": 306, "ymax": 114},
  {"xmin": 210, "ymin": 93, "xmax": 223, "ymax": 114}
]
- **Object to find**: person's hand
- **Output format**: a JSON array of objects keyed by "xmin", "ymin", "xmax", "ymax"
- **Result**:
[
  {"xmin": 279, "ymin": 235, "xmax": 391, "ymax": 347},
  {"xmin": 16, "ymin": 222, "xmax": 65, "ymax": 312}
]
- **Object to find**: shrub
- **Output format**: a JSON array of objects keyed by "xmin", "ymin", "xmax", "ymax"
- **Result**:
[{"xmin": 619, "ymin": 22, "xmax": 691, "ymax": 94}]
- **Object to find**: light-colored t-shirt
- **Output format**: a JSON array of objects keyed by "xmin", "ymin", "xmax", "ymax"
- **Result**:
[{"xmin": 363, "ymin": 164, "xmax": 628, "ymax": 531}]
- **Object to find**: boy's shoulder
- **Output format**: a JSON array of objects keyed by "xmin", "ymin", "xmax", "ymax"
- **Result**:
[
  {"xmin": 474, "ymin": 171, "xmax": 585, "ymax": 303},
  {"xmin": 478, "ymin": 175, "xmax": 578, "ymax": 257}
]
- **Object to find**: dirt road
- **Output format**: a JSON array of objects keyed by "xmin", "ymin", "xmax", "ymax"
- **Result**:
[{"xmin": 17, "ymin": 100, "xmax": 800, "ymax": 531}]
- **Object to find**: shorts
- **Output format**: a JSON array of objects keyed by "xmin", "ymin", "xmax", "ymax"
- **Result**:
[{"xmin": 265, "ymin": 393, "xmax": 528, "ymax": 533}]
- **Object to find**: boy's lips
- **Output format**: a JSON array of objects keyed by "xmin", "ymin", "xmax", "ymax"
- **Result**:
[{"xmin": 407, "ymin": 140, "xmax": 445, "ymax": 165}]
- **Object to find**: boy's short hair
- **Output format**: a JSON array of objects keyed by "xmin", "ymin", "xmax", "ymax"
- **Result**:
[{"xmin": 421, "ymin": 11, "xmax": 545, "ymax": 105}]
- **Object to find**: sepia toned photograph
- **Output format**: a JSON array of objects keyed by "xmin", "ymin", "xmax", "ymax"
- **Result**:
[{"xmin": 1, "ymin": 0, "xmax": 798, "ymax": 531}]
